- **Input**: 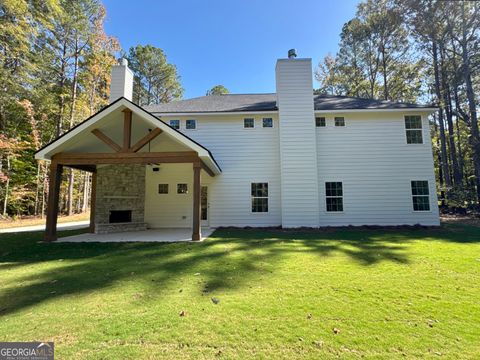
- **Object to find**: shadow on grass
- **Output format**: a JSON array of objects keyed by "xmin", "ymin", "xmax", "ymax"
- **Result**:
[{"xmin": 0, "ymin": 223, "xmax": 478, "ymax": 317}]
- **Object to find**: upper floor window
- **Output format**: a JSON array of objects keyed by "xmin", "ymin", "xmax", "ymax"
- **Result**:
[
  {"xmin": 411, "ymin": 180, "xmax": 430, "ymax": 211},
  {"xmin": 325, "ymin": 182, "xmax": 343, "ymax": 212},
  {"xmin": 169, "ymin": 120, "xmax": 180, "ymax": 130},
  {"xmin": 186, "ymin": 119, "xmax": 196, "ymax": 130},
  {"xmin": 251, "ymin": 182, "xmax": 268, "ymax": 212},
  {"xmin": 158, "ymin": 184, "xmax": 169, "ymax": 194},
  {"xmin": 244, "ymin": 118, "xmax": 254, "ymax": 128},
  {"xmin": 262, "ymin": 118, "xmax": 273, "ymax": 128},
  {"xmin": 334, "ymin": 117, "xmax": 345, "ymax": 127},
  {"xmin": 405, "ymin": 115, "xmax": 423, "ymax": 144},
  {"xmin": 316, "ymin": 117, "xmax": 326, "ymax": 127}
]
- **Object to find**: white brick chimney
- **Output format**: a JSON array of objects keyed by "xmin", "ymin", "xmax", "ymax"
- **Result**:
[
  {"xmin": 109, "ymin": 58, "xmax": 133, "ymax": 103},
  {"xmin": 275, "ymin": 51, "xmax": 320, "ymax": 227}
]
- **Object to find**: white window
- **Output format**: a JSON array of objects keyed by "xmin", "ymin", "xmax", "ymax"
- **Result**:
[
  {"xmin": 262, "ymin": 118, "xmax": 273, "ymax": 128},
  {"xmin": 169, "ymin": 120, "xmax": 180, "ymax": 130},
  {"xmin": 158, "ymin": 184, "xmax": 168, "ymax": 194},
  {"xmin": 411, "ymin": 181, "xmax": 430, "ymax": 211},
  {"xmin": 251, "ymin": 183, "xmax": 268, "ymax": 212},
  {"xmin": 244, "ymin": 118, "xmax": 254, "ymax": 128},
  {"xmin": 186, "ymin": 119, "xmax": 196, "ymax": 130},
  {"xmin": 405, "ymin": 115, "xmax": 423, "ymax": 144},
  {"xmin": 177, "ymin": 183, "xmax": 188, "ymax": 194},
  {"xmin": 334, "ymin": 117, "xmax": 345, "ymax": 127},
  {"xmin": 316, "ymin": 117, "xmax": 326, "ymax": 127},
  {"xmin": 325, "ymin": 182, "xmax": 343, "ymax": 212}
]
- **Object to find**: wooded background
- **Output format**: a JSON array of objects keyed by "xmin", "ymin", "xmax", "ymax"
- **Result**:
[{"xmin": 0, "ymin": 0, "xmax": 479, "ymax": 219}]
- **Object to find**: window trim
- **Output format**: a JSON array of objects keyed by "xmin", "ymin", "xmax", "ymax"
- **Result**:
[
  {"xmin": 405, "ymin": 115, "xmax": 423, "ymax": 145},
  {"xmin": 262, "ymin": 117, "xmax": 273, "ymax": 128},
  {"xmin": 325, "ymin": 181, "xmax": 344, "ymax": 213},
  {"xmin": 185, "ymin": 119, "xmax": 197, "ymax": 130},
  {"xmin": 244, "ymin": 118, "xmax": 255, "ymax": 129},
  {"xmin": 334, "ymin": 117, "xmax": 346, "ymax": 127},
  {"xmin": 411, "ymin": 180, "xmax": 431, "ymax": 212},
  {"xmin": 251, "ymin": 182, "xmax": 269, "ymax": 213},
  {"xmin": 316, "ymin": 117, "xmax": 326, "ymax": 127}
]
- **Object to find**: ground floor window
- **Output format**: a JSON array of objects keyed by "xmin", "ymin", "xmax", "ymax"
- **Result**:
[
  {"xmin": 325, "ymin": 182, "xmax": 343, "ymax": 212},
  {"xmin": 158, "ymin": 184, "xmax": 169, "ymax": 194},
  {"xmin": 411, "ymin": 180, "xmax": 430, "ymax": 211},
  {"xmin": 177, "ymin": 183, "xmax": 188, "ymax": 194},
  {"xmin": 251, "ymin": 182, "xmax": 268, "ymax": 212}
]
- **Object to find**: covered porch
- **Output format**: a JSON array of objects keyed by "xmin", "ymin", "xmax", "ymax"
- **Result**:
[{"xmin": 35, "ymin": 98, "xmax": 221, "ymax": 242}]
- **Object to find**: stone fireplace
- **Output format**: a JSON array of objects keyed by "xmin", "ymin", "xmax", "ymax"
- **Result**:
[{"xmin": 95, "ymin": 164, "xmax": 147, "ymax": 234}]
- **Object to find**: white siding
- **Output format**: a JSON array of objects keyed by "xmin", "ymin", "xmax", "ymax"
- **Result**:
[
  {"xmin": 150, "ymin": 115, "xmax": 281, "ymax": 227},
  {"xmin": 275, "ymin": 59, "xmax": 320, "ymax": 227},
  {"xmin": 316, "ymin": 112, "xmax": 440, "ymax": 226},
  {"xmin": 109, "ymin": 64, "xmax": 133, "ymax": 102},
  {"xmin": 144, "ymin": 163, "xmax": 195, "ymax": 228}
]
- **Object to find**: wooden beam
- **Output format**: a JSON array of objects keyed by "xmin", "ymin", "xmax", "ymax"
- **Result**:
[
  {"xmin": 122, "ymin": 109, "xmax": 132, "ymax": 151},
  {"xmin": 52, "ymin": 151, "xmax": 199, "ymax": 165},
  {"xmin": 89, "ymin": 171, "xmax": 97, "ymax": 233},
  {"xmin": 45, "ymin": 161, "xmax": 63, "ymax": 242},
  {"xmin": 192, "ymin": 163, "xmax": 201, "ymax": 241},
  {"xmin": 54, "ymin": 151, "xmax": 197, "ymax": 160},
  {"xmin": 66, "ymin": 164, "xmax": 97, "ymax": 172},
  {"xmin": 91, "ymin": 129, "xmax": 122, "ymax": 152},
  {"xmin": 200, "ymin": 160, "xmax": 215, "ymax": 177},
  {"xmin": 130, "ymin": 128, "xmax": 163, "ymax": 152}
]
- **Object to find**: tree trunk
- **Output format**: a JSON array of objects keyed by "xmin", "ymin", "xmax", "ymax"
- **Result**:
[
  {"xmin": 34, "ymin": 162, "xmax": 41, "ymax": 216},
  {"xmin": 460, "ymin": 1, "xmax": 480, "ymax": 203},
  {"xmin": 432, "ymin": 41, "xmax": 452, "ymax": 188},
  {"xmin": 67, "ymin": 37, "xmax": 80, "ymax": 216},
  {"xmin": 82, "ymin": 172, "xmax": 90, "ymax": 213},
  {"xmin": 381, "ymin": 47, "xmax": 389, "ymax": 100},
  {"xmin": 57, "ymin": 41, "xmax": 68, "ymax": 137},
  {"xmin": 2, "ymin": 156, "xmax": 10, "ymax": 216},
  {"xmin": 439, "ymin": 43, "xmax": 462, "ymax": 186}
]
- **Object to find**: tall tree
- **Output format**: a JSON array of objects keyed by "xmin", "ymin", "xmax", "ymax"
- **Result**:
[
  {"xmin": 206, "ymin": 85, "xmax": 229, "ymax": 96},
  {"xmin": 127, "ymin": 45, "xmax": 183, "ymax": 106}
]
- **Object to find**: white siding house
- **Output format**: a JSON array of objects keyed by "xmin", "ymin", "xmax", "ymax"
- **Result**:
[{"xmin": 35, "ymin": 52, "xmax": 440, "ymax": 240}]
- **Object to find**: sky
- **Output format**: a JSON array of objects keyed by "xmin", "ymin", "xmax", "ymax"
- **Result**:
[{"xmin": 102, "ymin": 0, "xmax": 359, "ymax": 99}]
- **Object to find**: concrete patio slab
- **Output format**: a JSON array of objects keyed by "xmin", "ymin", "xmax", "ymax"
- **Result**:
[
  {"xmin": 0, "ymin": 220, "xmax": 89, "ymax": 234},
  {"xmin": 58, "ymin": 227, "xmax": 215, "ymax": 243}
]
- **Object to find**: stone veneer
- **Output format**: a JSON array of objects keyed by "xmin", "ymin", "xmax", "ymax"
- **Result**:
[{"xmin": 95, "ymin": 164, "xmax": 147, "ymax": 234}]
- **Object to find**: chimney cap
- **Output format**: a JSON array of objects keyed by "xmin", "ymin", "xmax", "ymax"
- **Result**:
[
  {"xmin": 288, "ymin": 49, "xmax": 297, "ymax": 59},
  {"xmin": 118, "ymin": 58, "xmax": 128, "ymax": 66}
]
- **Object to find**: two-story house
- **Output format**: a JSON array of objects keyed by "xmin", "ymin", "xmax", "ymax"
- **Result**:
[{"xmin": 35, "ymin": 51, "xmax": 439, "ymax": 242}]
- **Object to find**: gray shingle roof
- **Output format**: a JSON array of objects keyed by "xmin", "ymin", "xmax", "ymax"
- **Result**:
[{"xmin": 145, "ymin": 93, "xmax": 435, "ymax": 114}]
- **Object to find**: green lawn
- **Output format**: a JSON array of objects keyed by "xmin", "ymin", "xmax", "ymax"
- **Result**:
[{"xmin": 0, "ymin": 225, "xmax": 479, "ymax": 359}]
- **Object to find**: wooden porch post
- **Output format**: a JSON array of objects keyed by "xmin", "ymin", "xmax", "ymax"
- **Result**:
[
  {"xmin": 45, "ymin": 161, "xmax": 63, "ymax": 242},
  {"xmin": 89, "ymin": 171, "xmax": 97, "ymax": 233},
  {"xmin": 192, "ymin": 163, "xmax": 201, "ymax": 241}
]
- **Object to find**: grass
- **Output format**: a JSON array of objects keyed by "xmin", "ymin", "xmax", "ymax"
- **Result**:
[
  {"xmin": 0, "ymin": 224, "xmax": 479, "ymax": 359},
  {"xmin": 0, "ymin": 212, "xmax": 89, "ymax": 229}
]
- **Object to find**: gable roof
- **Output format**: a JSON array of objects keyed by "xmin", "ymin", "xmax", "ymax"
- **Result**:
[
  {"xmin": 35, "ymin": 97, "xmax": 221, "ymax": 174},
  {"xmin": 145, "ymin": 93, "xmax": 436, "ymax": 114}
]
